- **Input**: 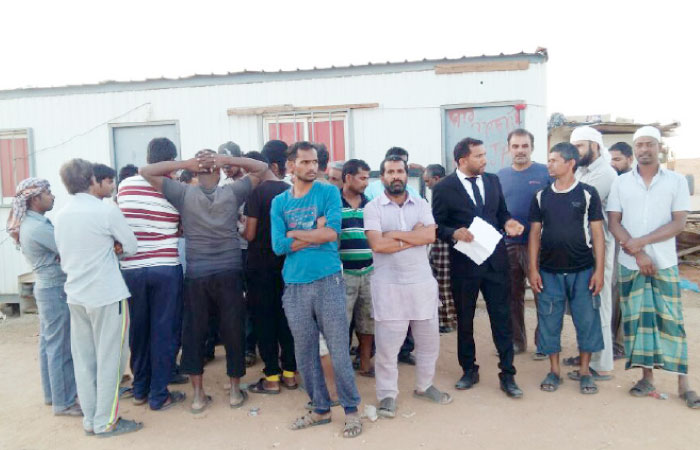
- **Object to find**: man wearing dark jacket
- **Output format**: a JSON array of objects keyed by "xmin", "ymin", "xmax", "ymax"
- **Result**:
[{"xmin": 431, "ymin": 137, "xmax": 525, "ymax": 398}]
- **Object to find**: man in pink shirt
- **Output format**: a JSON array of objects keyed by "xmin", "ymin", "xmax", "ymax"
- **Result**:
[{"xmin": 364, "ymin": 155, "xmax": 453, "ymax": 418}]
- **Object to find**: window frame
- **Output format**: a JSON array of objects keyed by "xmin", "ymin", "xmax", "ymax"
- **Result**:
[
  {"xmin": 0, "ymin": 128, "xmax": 34, "ymax": 207},
  {"xmin": 262, "ymin": 110, "xmax": 350, "ymax": 161}
]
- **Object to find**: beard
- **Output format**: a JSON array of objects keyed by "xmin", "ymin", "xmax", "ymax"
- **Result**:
[
  {"xmin": 578, "ymin": 145, "xmax": 595, "ymax": 167},
  {"xmin": 385, "ymin": 180, "xmax": 406, "ymax": 195}
]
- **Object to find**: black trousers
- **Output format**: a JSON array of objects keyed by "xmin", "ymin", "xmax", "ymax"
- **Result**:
[
  {"xmin": 181, "ymin": 270, "xmax": 246, "ymax": 378},
  {"xmin": 246, "ymin": 268, "xmax": 296, "ymax": 376},
  {"xmin": 452, "ymin": 269, "xmax": 516, "ymax": 376}
]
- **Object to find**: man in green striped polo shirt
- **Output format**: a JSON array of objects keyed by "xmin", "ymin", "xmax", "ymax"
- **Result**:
[{"xmin": 339, "ymin": 159, "xmax": 375, "ymax": 377}]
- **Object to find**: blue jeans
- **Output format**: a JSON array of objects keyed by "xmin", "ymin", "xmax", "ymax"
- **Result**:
[
  {"xmin": 536, "ymin": 268, "xmax": 604, "ymax": 355},
  {"xmin": 282, "ymin": 272, "xmax": 360, "ymax": 414},
  {"xmin": 35, "ymin": 285, "xmax": 78, "ymax": 412},
  {"xmin": 122, "ymin": 265, "xmax": 183, "ymax": 409}
]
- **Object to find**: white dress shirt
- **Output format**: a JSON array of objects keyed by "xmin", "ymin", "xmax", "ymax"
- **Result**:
[
  {"xmin": 457, "ymin": 168, "xmax": 485, "ymax": 206},
  {"xmin": 606, "ymin": 166, "xmax": 690, "ymax": 270}
]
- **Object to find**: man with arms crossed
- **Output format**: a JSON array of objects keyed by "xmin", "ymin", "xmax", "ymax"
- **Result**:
[
  {"xmin": 271, "ymin": 141, "xmax": 362, "ymax": 438},
  {"xmin": 365, "ymin": 155, "xmax": 452, "ymax": 418}
]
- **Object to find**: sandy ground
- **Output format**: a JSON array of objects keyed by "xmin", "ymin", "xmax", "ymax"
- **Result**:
[{"xmin": 2, "ymin": 287, "xmax": 700, "ymax": 450}]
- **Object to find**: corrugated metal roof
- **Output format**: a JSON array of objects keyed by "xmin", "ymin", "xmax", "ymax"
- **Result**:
[{"xmin": 0, "ymin": 50, "xmax": 548, "ymax": 100}]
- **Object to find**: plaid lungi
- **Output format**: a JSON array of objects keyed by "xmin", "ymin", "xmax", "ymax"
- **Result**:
[
  {"xmin": 430, "ymin": 240, "xmax": 457, "ymax": 328},
  {"xmin": 619, "ymin": 265, "xmax": 688, "ymax": 374}
]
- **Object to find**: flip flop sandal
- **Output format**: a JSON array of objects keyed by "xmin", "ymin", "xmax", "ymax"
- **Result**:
[
  {"xmin": 290, "ymin": 413, "xmax": 332, "ymax": 430},
  {"xmin": 132, "ymin": 396, "xmax": 147, "ymax": 406},
  {"xmin": 248, "ymin": 378, "xmax": 281, "ymax": 395},
  {"xmin": 282, "ymin": 376, "xmax": 299, "ymax": 390},
  {"xmin": 377, "ymin": 397, "xmax": 397, "ymax": 418},
  {"xmin": 629, "ymin": 379, "xmax": 655, "ymax": 397},
  {"xmin": 153, "ymin": 391, "xmax": 186, "ymax": 411},
  {"xmin": 96, "ymin": 418, "xmax": 144, "ymax": 438},
  {"xmin": 532, "ymin": 352, "xmax": 548, "ymax": 361},
  {"xmin": 567, "ymin": 368, "xmax": 613, "ymax": 381},
  {"xmin": 413, "ymin": 385, "xmax": 453, "ymax": 405},
  {"xmin": 358, "ymin": 367, "xmax": 375, "ymax": 378},
  {"xmin": 230, "ymin": 390, "xmax": 249, "ymax": 408},
  {"xmin": 190, "ymin": 395, "xmax": 213, "ymax": 414},
  {"xmin": 305, "ymin": 400, "xmax": 340, "ymax": 411},
  {"xmin": 343, "ymin": 416, "xmax": 363, "ymax": 439},
  {"xmin": 540, "ymin": 372, "xmax": 563, "ymax": 392},
  {"xmin": 119, "ymin": 387, "xmax": 134, "ymax": 399},
  {"xmin": 579, "ymin": 375, "xmax": 598, "ymax": 395},
  {"xmin": 563, "ymin": 356, "xmax": 580, "ymax": 366},
  {"xmin": 681, "ymin": 390, "xmax": 700, "ymax": 409}
]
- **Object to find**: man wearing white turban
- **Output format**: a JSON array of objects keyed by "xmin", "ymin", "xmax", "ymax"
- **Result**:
[{"xmin": 564, "ymin": 126, "xmax": 617, "ymax": 381}]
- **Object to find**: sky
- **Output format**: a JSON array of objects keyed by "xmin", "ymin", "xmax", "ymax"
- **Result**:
[{"xmin": 2, "ymin": 0, "xmax": 697, "ymax": 157}]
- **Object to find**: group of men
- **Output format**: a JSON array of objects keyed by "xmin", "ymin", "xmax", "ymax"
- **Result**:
[{"xmin": 7, "ymin": 123, "xmax": 698, "ymax": 438}]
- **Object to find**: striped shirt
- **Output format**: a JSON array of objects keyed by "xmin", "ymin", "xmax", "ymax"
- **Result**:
[
  {"xmin": 339, "ymin": 193, "xmax": 373, "ymax": 276},
  {"xmin": 117, "ymin": 175, "xmax": 181, "ymax": 269}
]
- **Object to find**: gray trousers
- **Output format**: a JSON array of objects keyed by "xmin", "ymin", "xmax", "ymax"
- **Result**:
[
  {"xmin": 35, "ymin": 285, "xmax": 77, "ymax": 412},
  {"xmin": 69, "ymin": 299, "xmax": 129, "ymax": 434}
]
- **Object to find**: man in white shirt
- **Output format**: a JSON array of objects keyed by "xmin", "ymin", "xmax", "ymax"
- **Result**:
[
  {"xmin": 565, "ymin": 126, "xmax": 617, "ymax": 381},
  {"xmin": 54, "ymin": 158, "xmax": 142, "ymax": 437},
  {"xmin": 607, "ymin": 126, "xmax": 699, "ymax": 409}
]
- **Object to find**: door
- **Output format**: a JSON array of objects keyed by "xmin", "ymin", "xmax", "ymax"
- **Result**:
[
  {"xmin": 112, "ymin": 123, "xmax": 179, "ymax": 171},
  {"xmin": 443, "ymin": 105, "xmax": 523, "ymax": 173}
]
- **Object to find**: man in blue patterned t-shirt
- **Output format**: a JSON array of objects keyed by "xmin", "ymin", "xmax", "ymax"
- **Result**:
[{"xmin": 271, "ymin": 142, "xmax": 362, "ymax": 439}]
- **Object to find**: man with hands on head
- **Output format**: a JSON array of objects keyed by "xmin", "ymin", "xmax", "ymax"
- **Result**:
[
  {"xmin": 140, "ymin": 148, "xmax": 275, "ymax": 414},
  {"xmin": 431, "ymin": 137, "xmax": 524, "ymax": 399}
]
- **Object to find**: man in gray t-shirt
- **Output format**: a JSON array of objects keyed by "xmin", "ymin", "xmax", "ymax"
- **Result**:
[{"xmin": 141, "ymin": 149, "xmax": 275, "ymax": 414}]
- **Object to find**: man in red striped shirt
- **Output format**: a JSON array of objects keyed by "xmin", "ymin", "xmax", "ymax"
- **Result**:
[{"xmin": 117, "ymin": 138, "xmax": 186, "ymax": 411}]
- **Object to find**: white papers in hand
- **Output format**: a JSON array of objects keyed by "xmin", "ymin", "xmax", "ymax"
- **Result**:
[{"xmin": 453, "ymin": 217, "xmax": 502, "ymax": 265}]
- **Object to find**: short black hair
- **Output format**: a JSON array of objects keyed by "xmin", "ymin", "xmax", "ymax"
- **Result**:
[
  {"xmin": 550, "ymin": 142, "xmax": 580, "ymax": 167},
  {"xmin": 287, "ymin": 141, "xmax": 317, "ymax": 161},
  {"xmin": 245, "ymin": 150, "xmax": 268, "ymax": 163},
  {"xmin": 425, "ymin": 164, "xmax": 446, "ymax": 179},
  {"xmin": 93, "ymin": 163, "xmax": 116, "ymax": 183},
  {"xmin": 380, "ymin": 155, "xmax": 408, "ymax": 175},
  {"xmin": 385, "ymin": 147, "xmax": 409, "ymax": 160},
  {"xmin": 179, "ymin": 169, "xmax": 195, "ymax": 184},
  {"xmin": 609, "ymin": 141, "xmax": 633, "ymax": 158},
  {"xmin": 342, "ymin": 159, "xmax": 370, "ymax": 182},
  {"xmin": 147, "ymin": 137, "xmax": 177, "ymax": 164},
  {"xmin": 507, "ymin": 128, "xmax": 535, "ymax": 146},
  {"xmin": 218, "ymin": 141, "xmax": 242, "ymax": 157},
  {"xmin": 261, "ymin": 140, "xmax": 288, "ymax": 172},
  {"xmin": 118, "ymin": 164, "xmax": 138, "ymax": 184},
  {"xmin": 60, "ymin": 158, "xmax": 94, "ymax": 194},
  {"xmin": 453, "ymin": 137, "xmax": 483, "ymax": 163},
  {"xmin": 314, "ymin": 143, "xmax": 329, "ymax": 171}
]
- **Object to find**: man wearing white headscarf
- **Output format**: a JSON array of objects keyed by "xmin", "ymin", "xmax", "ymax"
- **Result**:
[
  {"xmin": 564, "ymin": 126, "xmax": 617, "ymax": 380},
  {"xmin": 8, "ymin": 178, "xmax": 81, "ymax": 416},
  {"xmin": 607, "ymin": 126, "xmax": 698, "ymax": 408}
]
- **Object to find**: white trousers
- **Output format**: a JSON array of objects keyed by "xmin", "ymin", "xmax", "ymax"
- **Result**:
[
  {"xmin": 590, "ymin": 238, "xmax": 615, "ymax": 372},
  {"xmin": 375, "ymin": 317, "xmax": 439, "ymax": 401}
]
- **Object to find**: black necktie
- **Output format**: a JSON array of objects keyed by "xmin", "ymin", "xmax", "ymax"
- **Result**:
[{"xmin": 466, "ymin": 177, "xmax": 484, "ymax": 214}]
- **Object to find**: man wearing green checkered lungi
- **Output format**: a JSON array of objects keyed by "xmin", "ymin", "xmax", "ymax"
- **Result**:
[{"xmin": 607, "ymin": 125, "xmax": 699, "ymax": 409}]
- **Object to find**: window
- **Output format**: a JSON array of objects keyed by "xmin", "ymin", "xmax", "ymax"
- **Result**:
[
  {"xmin": 264, "ymin": 111, "xmax": 347, "ymax": 162},
  {"xmin": 1, "ymin": 130, "xmax": 31, "ymax": 203}
]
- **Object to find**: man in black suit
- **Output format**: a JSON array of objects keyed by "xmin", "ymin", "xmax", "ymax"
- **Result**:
[{"xmin": 431, "ymin": 137, "xmax": 525, "ymax": 398}]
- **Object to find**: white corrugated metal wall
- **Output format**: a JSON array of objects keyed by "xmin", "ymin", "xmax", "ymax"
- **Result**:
[{"xmin": 0, "ymin": 61, "xmax": 547, "ymax": 294}]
